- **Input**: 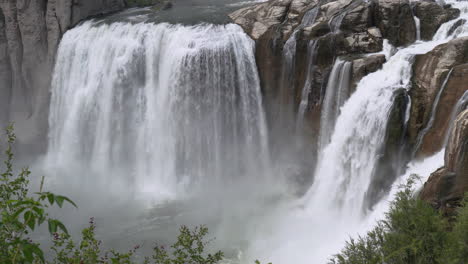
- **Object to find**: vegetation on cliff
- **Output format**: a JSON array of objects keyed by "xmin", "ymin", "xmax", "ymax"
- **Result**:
[{"xmin": 330, "ymin": 177, "xmax": 468, "ymax": 264}]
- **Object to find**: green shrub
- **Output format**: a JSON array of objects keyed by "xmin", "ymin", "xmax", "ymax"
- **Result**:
[
  {"xmin": 0, "ymin": 125, "xmax": 267, "ymax": 264},
  {"xmin": 330, "ymin": 176, "xmax": 468, "ymax": 264}
]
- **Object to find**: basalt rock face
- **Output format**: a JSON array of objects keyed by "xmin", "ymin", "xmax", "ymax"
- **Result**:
[
  {"xmin": 0, "ymin": 0, "xmax": 127, "ymax": 153},
  {"xmin": 421, "ymin": 110, "xmax": 468, "ymax": 214},
  {"xmin": 409, "ymin": 37, "xmax": 468, "ymax": 157},
  {"xmin": 413, "ymin": 0, "xmax": 460, "ymax": 41},
  {"xmin": 373, "ymin": 0, "xmax": 416, "ymax": 46},
  {"xmin": 229, "ymin": 0, "xmax": 414, "ymax": 175},
  {"xmin": 350, "ymin": 54, "xmax": 386, "ymax": 91}
]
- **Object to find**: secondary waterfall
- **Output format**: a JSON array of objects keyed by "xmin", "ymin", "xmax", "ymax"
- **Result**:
[
  {"xmin": 47, "ymin": 21, "xmax": 270, "ymax": 200},
  {"xmin": 317, "ymin": 59, "xmax": 352, "ymax": 150},
  {"xmin": 299, "ymin": 0, "xmax": 468, "ymax": 225}
]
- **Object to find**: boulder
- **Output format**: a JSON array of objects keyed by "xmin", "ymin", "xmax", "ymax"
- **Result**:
[
  {"xmin": 340, "ymin": 1, "xmax": 373, "ymax": 33},
  {"xmin": 421, "ymin": 110, "xmax": 468, "ymax": 215},
  {"xmin": 409, "ymin": 37, "xmax": 468, "ymax": 157},
  {"xmin": 373, "ymin": 0, "xmax": 416, "ymax": 46},
  {"xmin": 351, "ymin": 54, "xmax": 386, "ymax": 91},
  {"xmin": 413, "ymin": 0, "xmax": 460, "ymax": 40},
  {"xmin": 229, "ymin": 0, "xmax": 293, "ymax": 40},
  {"xmin": 337, "ymin": 27, "xmax": 383, "ymax": 55},
  {"xmin": 445, "ymin": 110, "xmax": 468, "ymax": 181}
]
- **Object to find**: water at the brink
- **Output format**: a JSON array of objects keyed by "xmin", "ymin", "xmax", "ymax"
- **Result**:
[
  {"xmin": 47, "ymin": 21, "xmax": 270, "ymax": 202},
  {"xmin": 317, "ymin": 59, "xmax": 352, "ymax": 151}
]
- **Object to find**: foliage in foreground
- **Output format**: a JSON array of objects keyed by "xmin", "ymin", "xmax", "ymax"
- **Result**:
[
  {"xmin": 0, "ymin": 125, "xmax": 267, "ymax": 264},
  {"xmin": 329, "ymin": 177, "xmax": 468, "ymax": 264}
]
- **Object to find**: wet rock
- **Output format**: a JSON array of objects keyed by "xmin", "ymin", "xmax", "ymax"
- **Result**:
[
  {"xmin": 367, "ymin": 88, "xmax": 410, "ymax": 209},
  {"xmin": 413, "ymin": 0, "xmax": 460, "ymax": 40},
  {"xmin": 338, "ymin": 27, "xmax": 383, "ymax": 55},
  {"xmin": 340, "ymin": 1, "xmax": 373, "ymax": 33},
  {"xmin": 351, "ymin": 54, "xmax": 386, "ymax": 91},
  {"xmin": 445, "ymin": 110, "xmax": 468, "ymax": 180},
  {"xmin": 447, "ymin": 19, "xmax": 466, "ymax": 37},
  {"xmin": 373, "ymin": 0, "xmax": 416, "ymax": 46},
  {"xmin": 409, "ymin": 37, "xmax": 468, "ymax": 157}
]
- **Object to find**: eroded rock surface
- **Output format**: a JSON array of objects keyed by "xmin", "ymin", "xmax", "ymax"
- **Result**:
[
  {"xmin": 409, "ymin": 37, "xmax": 468, "ymax": 157},
  {"xmin": 421, "ymin": 110, "xmax": 468, "ymax": 214},
  {"xmin": 0, "ymin": 0, "xmax": 128, "ymax": 152}
]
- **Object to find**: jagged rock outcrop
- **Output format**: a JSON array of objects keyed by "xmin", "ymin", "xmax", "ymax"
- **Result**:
[
  {"xmin": 413, "ymin": 0, "xmax": 460, "ymax": 40},
  {"xmin": 229, "ymin": 0, "xmax": 420, "ymax": 183},
  {"xmin": 229, "ymin": 0, "xmax": 293, "ymax": 40},
  {"xmin": 421, "ymin": 110, "xmax": 468, "ymax": 214},
  {"xmin": 409, "ymin": 36, "xmax": 468, "ymax": 157},
  {"xmin": 446, "ymin": 110, "xmax": 468, "ymax": 181},
  {"xmin": 373, "ymin": 0, "xmax": 416, "ymax": 46}
]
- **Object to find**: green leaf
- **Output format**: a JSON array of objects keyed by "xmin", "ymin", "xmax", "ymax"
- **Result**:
[
  {"xmin": 32, "ymin": 206, "xmax": 44, "ymax": 217},
  {"xmin": 12, "ymin": 207, "xmax": 27, "ymax": 219},
  {"xmin": 23, "ymin": 243, "xmax": 34, "ymax": 262},
  {"xmin": 56, "ymin": 220, "xmax": 69, "ymax": 235},
  {"xmin": 24, "ymin": 211, "xmax": 35, "ymax": 230},
  {"xmin": 48, "ymin": 219, "xmax": 57, "ymax": 234},
  {"xmin": 30, "ymin": 244, "xmax": 45, "ymax": 263},
  {"xmin": 55, "ymin": 195, "xmax": 64, "ymax": 207},
  {"xmin": 61, "ymin": 195, "xmax": 77, "ymax": 208},
  {"xmin": 47, "ymin": 193, "xmax": 54, "ymax": 205}
]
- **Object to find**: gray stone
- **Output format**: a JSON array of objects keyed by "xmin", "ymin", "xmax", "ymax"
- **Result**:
[
  {"xmin": 373, "ymin": 0, "xmax": 416, "ymax": 46},
  {"xmin": 413, "ymin": 0, "xmax": 460, "ymax": 40}
]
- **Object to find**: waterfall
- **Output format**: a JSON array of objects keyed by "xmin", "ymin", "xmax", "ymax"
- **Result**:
[
  {"xmin": 317, "ymin": 59, "xmax": 352, "ymax": 151},
  {"xmin": 444, "ymin": 90, "xmax": 468, "ymax": 145},
  {"xmin": 303, "ymin": 1, "xmax": 468, "ymax": 218},
  {"xmin": 296, "ymin": 40, "xmax": 318, "ymax": 132},
  {"xmin": 47, "ymin": 21, "xmax": 270, "ymax": 200},
  {"xmin": 414, "ymin": 16, "xmax": 421, "ymax": 40},
  {"xmin": 279, "ymin": 7, "xmax": 319, "ymax": 113},
  {"xmin": 413, "ymin": 68, "xmax": 454, "ymax": 156}
]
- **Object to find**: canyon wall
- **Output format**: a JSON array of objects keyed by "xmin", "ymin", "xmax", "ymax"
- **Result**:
[
  {"xmin": 230, "ymin": 0, "xmax": 467, "ymax": 202},
  {"xmin": 0, "ymin": 0, "xmax": 127, "ymax": 152}
]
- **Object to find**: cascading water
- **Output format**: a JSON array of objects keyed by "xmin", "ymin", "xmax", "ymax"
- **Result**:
[
  {"xmin": 279, "ymin": 7, "xmax": 319, "ymax": 121},
  {"xmin": 413, "ymin": 68, "xmax": 454, "ymax": 156},
  {"xmin": 295, "ymin": 40, "xmax": 318, "ymax": 133},
  {"xmin": 317, "ymin": 59, "xmax": 352, "ymax": 150},
  {"xmin": 444, "ymin": 90, "xmax": 468, "ymax": 145},
  {"xmin": 246, "ymin": 2, "xmax": 468, "ymax": 263},
  {"xmin": 47, "ymin": 21, "xmax": 270, "ymax": 201}
]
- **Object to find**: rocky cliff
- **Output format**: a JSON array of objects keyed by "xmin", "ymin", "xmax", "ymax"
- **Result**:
[
  {"xmin": 420, "ymin": 109, "xmax": 468, "ymax": 214},
  {"xmin": 229, "ymin": 0, "xmax": 467, "ymax": 202},
  {"xmin": 0, "ymin": 0, "xmax": 132, "ymax": 152}
]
